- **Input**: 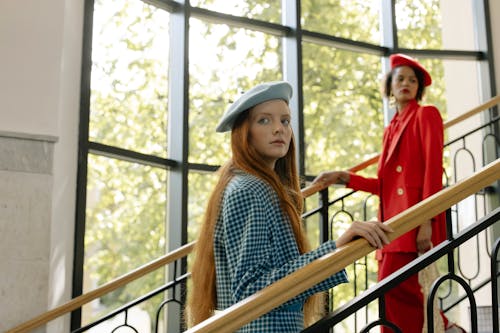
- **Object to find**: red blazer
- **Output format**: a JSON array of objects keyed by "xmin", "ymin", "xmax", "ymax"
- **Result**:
[{"xmin": 347, "ymin": 100, "xmax": 446, "ymax": 253}]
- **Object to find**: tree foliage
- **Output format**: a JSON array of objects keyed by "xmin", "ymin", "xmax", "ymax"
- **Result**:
[
  {"xmin": 85, "ymin": 0, "xmax": 170, "ymax": 326},
  {"xmin": 302, "ymin": 0, "xmax": 381, "ymax": 44},
  {"xmin": 396, "ymin": 0, "xmax": 443, "ymax": 49},
  {"xmin": 89, "ymin": 0, "xmax": 169, "ymax": 157},
  {"xmin": 85, "ymin": 155, "xmax": 167, "ymax": 322},
  {"xmin": 191, "ymin": 0, "xmax": 281, "ymax": 23}
]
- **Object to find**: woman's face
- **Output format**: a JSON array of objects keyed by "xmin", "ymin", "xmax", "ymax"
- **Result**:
[
  {"xmin": 248, "ymin": 99, "xmax": 292, "ymax": 169},
  {"xmin": 391, "ymin": 66, "xmax": 419, "ymax": 105}
]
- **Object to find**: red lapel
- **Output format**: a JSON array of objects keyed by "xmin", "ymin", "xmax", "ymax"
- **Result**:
[{"xmin": 383, "ymin": 101, "xmax": 420, "ymax": 165}]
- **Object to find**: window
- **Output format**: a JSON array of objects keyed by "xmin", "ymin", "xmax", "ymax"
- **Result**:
[{"xmin": 76, "ymin": 0, "xmax": 495, "ymax": 331}]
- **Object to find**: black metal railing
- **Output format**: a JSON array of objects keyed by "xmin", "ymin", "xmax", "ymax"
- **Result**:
[
  {"xmin": 73, "ymin": 260, "xmax": 188, "ymax": 333},
  {"xmin": 301, "ymin": 207, "xmax": 500, "ymax": 332}
]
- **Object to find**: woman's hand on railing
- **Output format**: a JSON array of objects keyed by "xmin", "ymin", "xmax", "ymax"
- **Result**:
[
  {"xmin": 311, "ymin": 170, "xmax": 350, "ymax": 187},
  {"xmin": 416, "ymin": 220, "xmax": 432, "ymax": 253},
  {"xmin": 335, "ymin": 221, "xmax": 393, "ymax": 249},
  {"xmin": 301, "ymin": 170, "xmax": 351, "ymax": 198}
]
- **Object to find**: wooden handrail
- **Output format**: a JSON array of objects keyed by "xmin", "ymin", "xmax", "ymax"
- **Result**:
[
  {"xmin": 6, "ymin": 242, "xmax": 195, "ymax": 333},
  {"xmin": 6, "ymin": 96, "xmax": 499, "ymax": 332},
  {"xmin": 185, "ymin": 158, "xmax": 500, "ymax": 333},
  {"xmin": 300, "ymin": 95, "xmax": 500, "ymax": 198}
]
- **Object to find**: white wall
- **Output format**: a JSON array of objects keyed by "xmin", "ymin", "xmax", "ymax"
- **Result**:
[
  {"xmin": 0, "ymin": 0, "xmax": 83, "ymax": 331},
  {"xmin": 1, "ymin": 1, "xmax": 63, "ymax": 135},
  {"xmin": 47, "ymin": 0, "xmax": 85, "ymax": 331},
  {"xmin": 0, "ymin": 0, "xmax": 499, "ymax": 332}
]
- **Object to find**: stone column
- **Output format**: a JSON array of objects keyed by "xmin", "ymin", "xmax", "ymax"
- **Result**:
[{"xmin": 0, "ymin": 131, "xmax": 57, "ymax": 332}]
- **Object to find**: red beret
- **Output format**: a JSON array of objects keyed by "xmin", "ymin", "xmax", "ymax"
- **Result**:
[{"xmin": 389, "ymin": 53, "xmax": 432, "ymax": 86}]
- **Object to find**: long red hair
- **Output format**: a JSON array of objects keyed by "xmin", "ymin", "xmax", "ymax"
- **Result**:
[{"xmin": 185, "ymin": 107, "xmax": 323, "ymax": 328}]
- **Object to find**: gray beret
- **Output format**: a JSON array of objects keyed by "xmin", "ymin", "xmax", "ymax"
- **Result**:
[{"xmin": 216, "ymin": 81, "xmax": 293, "ymax": 132}]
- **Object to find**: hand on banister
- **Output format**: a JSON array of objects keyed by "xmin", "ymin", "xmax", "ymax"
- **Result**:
[
  {"xmin": 301, "ymin": 170, "xmax": 350, "ymax": 198},
  {"xmin": 311, "ymin": 170, "xmax": 350, "ymax": 187},
  {"xmin": 335, "ymin": 220, "xmax": 393, "ymax": 249}
]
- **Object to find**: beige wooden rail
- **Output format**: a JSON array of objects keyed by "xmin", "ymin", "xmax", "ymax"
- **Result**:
[
  {"xmin": 6, "ymin": 242, "xmax": 195, "ymax": 333},
  {"xmin": 6, "ymin": 96, "xmax": 499, "ymax": 332},
  {"xmin": 186, "ymin": 158, "xmax": 500, "ymax": 333},
  {"xmin": 300, "ymin": 95, "xmax": 500, "ymax": 198}
]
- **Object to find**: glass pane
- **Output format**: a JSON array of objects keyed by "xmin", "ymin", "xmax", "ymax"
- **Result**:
[
  {"xmin": 302, "ymin": 0, "xmax": 381, "ymax": 45},
  {"xmin": 90, "ymin": 0, "xmax": 169, "ymax": 157},
  {"xmin": 396, "ymin": 0, "xmax": 476, "ymax": 50},
  {"xmin": 302, "ymin": 44, "xmax": 384, "ymax": 176},
  {"xmin": 189, "ymin": 18, "xmax": 282, "ymax": 165},
  {"xmin": 187, "ymin": 171, "xmax": 219, "ymax": 243},
  {"xmin": 439, "ymin": 59, "xmax": 482, "ymax": 184},
  {"xmin": 414, "ymin": 57, "xmax": 448, "ymax": 120},
  {"xmin": 191, "ymin": 0, "xmax": 281, "ymax": 23},
  {"xmin": 83, "ymin": 154, "xmax": 167, "ymax": 326}
]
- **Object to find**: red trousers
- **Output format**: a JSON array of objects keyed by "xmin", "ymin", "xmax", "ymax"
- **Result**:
[{"xmin": 378, "ymin": 252, "xmax": 449, "ymax": 333}]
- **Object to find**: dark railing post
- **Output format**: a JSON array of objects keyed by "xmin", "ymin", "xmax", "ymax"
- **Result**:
[
  {"xmin": 319, "ymin": 188, "xmax": 330, "ymax": 244},
  {"xmin": 445, "ymin": 207, "xmax": 457, "ymax": 277},
  {"xmin": 301, "ymin": 208, "xmax": 500, "ymax": 333},
  {"xmin": 491, "ymin": 238, "xmax": 500, "ymax": 333}
]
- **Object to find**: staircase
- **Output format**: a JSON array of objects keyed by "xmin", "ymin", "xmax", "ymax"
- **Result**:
[{"xmin": 5, "ymin": 97, "xmax": 500, "ymax": 333}]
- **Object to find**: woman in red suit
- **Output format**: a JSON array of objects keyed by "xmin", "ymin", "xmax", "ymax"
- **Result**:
[{"xmin": 312, "ymin": 54, "xmax": 465, "ymax": 333}]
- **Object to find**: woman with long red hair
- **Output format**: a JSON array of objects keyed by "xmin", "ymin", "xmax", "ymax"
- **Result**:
[{"xmin": 185, "ymin": 81, "xmax": 392, "ymax": 332}]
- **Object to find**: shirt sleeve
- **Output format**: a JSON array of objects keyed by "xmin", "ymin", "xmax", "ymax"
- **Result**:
[
  {"xmin": 347, "ymin": 172, "xmax": 379, "ymax": 195},
  {"xmin": 220, "ymin": 185, "xmax": 348, "ymax": 307}
]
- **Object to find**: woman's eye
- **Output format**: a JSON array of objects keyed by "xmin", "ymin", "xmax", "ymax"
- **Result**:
[
  {"xmin": 257, "ymin": 118, "xmax": 270, "ymax": 124},
  {"xmin": 282, "ymin": 119, "xmax": 290, "ymax": 126}
]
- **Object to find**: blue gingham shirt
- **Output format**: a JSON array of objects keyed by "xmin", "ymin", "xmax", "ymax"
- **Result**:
[{"xmin": 214, "ymin": 172, "xmax": 348, "ymax": 332}]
